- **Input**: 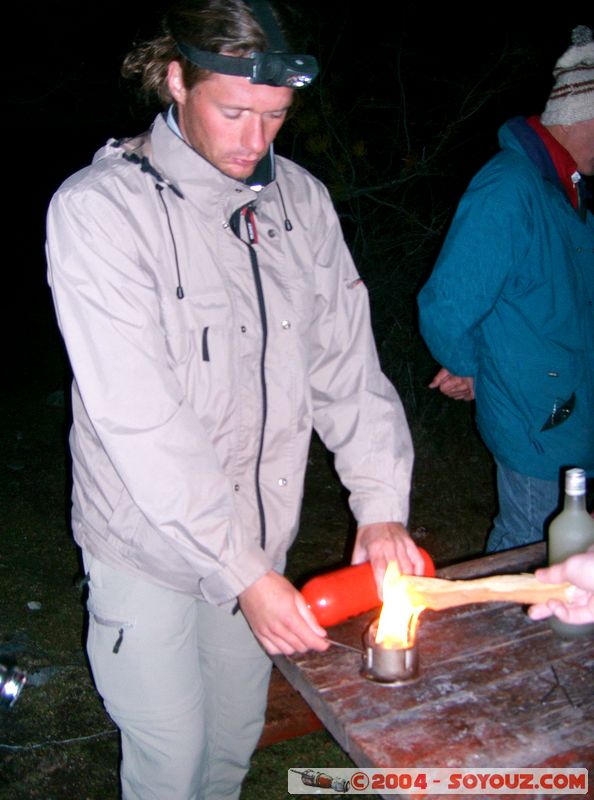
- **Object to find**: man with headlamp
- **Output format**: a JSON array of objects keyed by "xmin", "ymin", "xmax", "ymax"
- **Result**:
[{"xmin": 46, "ymin": 1, "xmax": 421, "ymax": 797}]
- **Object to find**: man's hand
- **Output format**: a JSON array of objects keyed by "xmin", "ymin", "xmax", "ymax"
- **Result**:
[
  {"xmin": 239, "ymin": 571, "xmax": 329, "ymax": 656},
  {"xmin": 528, "ymin": 547, "xmax": 594, "ymax": 625},
  {"xmin": 351, "ymin": 522, "xmax": 425, "ymax": 597},
  {"xmin": 429, "ymin": 367, "xmax": 475, "ymax": 401}
]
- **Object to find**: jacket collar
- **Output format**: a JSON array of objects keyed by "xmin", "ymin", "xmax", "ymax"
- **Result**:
[
  {"xmin": 165, "ymin": 105, "xmax": 276, "ymax": 190},
  {"xmin": 499, "ymin": 116, "xmax": 586, "ymax": 217},
  {"xmin": 501, "ymin": 116, "xmax": 563, "ymax": 189},
  {"xmin": 150, "ymin": 113, "xmax": 276, "ymax": 211},
  {"xmin": 112, "ymin": 113, "xmax": 276, "ymax": 218},
  {"xmin": 526, "ymin": 116, "xmax": 582, "ymax": 211}
]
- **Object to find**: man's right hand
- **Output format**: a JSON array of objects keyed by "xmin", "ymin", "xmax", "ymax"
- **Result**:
[
  {"xmin": 239, "ymin": 571, "xmax": 329, "ymax": 656},
  {"xmin": 429, "ymin": 367, "xmax": 475, "ymax": 401}
]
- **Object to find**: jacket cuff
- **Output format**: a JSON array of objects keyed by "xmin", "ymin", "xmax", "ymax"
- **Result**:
[
  {"xmin": 198, "ymin": 543, "xmax": 273, "ymax": 605},
  {"xmin": 350, "ymin": 491, "xmax": 411, "ymax": 528},
  {"xmin": 444, "ymin": 357, "xmax": 477, "ymax": 378}
]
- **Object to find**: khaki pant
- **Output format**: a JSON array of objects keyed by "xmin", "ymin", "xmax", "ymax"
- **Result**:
[{"xmin": 83, "ymin": 551, "xmax": 272, "ymax": 800}]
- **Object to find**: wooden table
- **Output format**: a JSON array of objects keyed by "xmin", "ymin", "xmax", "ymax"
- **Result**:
[{"xmin": 274, "ymin": 543, "xmax": 594, "ymax": 792}]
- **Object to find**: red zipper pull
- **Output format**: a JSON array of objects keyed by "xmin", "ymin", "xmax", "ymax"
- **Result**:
[{"xmin": 241, "ymin": 206, "xmax": 258, "ymax": 245}]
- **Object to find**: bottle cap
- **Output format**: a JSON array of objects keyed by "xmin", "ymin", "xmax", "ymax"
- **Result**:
[{"xmin": 565, "ymin": 467, "xmax": 586, "ymax": 496}]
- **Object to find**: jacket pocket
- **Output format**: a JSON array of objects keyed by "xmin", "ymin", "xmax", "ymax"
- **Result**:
[
  {"xmin": 161, "ymin": 288, "xmax": 230, "ymax": 367},
  {"xmin": 479, "ymin": 348, "xmax": 583, "ymax": 439},
  {"xmin": 540, "ymin": 391, "xmax": 576, "ymax": 431},
  {"xmin": 499, "ymin": 353, "xmax": 582, "ymax": 448},
  {"xmin": 175, "ymin": 292, "xmax": 237, "ymax": 432},
  {"xmin": 185, "ymin": 292, "xmax": 231, "ymax": 367},
  {"xmin": 201, "ymin": 326, "xmax": 210, "ymax": 362},
  {"xmin": 521, "ymin": 359, "xmax": 582, "ymax": 439}
]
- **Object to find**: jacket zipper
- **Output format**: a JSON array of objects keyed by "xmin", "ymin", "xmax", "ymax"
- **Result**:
[{"xmin": 230, "ymin": 203, "xmax": 267, "ymax": 551}]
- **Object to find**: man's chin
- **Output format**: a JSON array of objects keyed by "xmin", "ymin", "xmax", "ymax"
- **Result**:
[{"xmin": 221, "ymin": 157, "xmax": 262, "ymax": 181}]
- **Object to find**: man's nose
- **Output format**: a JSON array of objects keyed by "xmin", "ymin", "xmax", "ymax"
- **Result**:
[{"xmin": 242, "ymin": 115, "xmax": 266, "ymax": 153}]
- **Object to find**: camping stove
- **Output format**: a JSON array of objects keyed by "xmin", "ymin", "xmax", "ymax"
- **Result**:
[{"xmin": 361, "ymin": 617, "xmax": 419, "ymax": 686}]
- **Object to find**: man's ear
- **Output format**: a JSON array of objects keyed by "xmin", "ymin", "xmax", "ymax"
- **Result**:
[{"xmin": 167, "ymin": 61, "xmax": 187, "ymax": 104}]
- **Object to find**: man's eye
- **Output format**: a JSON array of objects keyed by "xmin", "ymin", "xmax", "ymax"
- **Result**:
[{"xmin": 222, "ymin": 110, "xmax": 242, "ymax": 119}]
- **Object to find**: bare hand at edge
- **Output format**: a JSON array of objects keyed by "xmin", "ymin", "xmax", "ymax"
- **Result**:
[
  {"xmin": 429, "ymin": 367, "xmax": 475, "ymax": 401},
  {"xmin": 239, "ymin": 570, "xmax": 329, "ymax": 656},
  {"xmin": 528, "ymin": 546, "xmax": 594, "ymax": 625}
]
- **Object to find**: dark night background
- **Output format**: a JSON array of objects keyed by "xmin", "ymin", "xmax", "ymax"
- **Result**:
[{"xmin": 4, "ymin": 1, "xmax": 592, "ymax": 400}]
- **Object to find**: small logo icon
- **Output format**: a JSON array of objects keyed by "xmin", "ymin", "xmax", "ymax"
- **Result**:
[{"xmin": 290, "ymin": 769, "xmax": 350, "ymax": 793}]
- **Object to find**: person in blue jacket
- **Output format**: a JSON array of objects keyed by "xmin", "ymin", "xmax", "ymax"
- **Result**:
[{"xmin": 418, "ymin": 26, "xmax": 594, "ymax": 553}]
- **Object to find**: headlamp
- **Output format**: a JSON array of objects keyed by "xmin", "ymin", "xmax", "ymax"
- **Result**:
[
  {"xmin": 176, "ymin": 43, "xmax": 318, "ymax": 88},
  {"xmin": 176, "ymin": 0, "xmax": 318, "ymax": 89}
]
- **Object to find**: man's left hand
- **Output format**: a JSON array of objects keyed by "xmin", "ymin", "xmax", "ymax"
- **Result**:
[{"xmin": 351, "ymin": 522, "xmax": 425, "ymax": 597}]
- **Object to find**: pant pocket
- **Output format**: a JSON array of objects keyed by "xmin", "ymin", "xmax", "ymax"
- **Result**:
[{"xmin": 88, "ymin": 609, "xmax": 135, "ymax": 654}]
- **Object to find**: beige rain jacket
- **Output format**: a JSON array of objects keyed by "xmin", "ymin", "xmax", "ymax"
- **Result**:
[{"xmin": 47, "ymin": 113, "xmax": 413, "ymax": 607}]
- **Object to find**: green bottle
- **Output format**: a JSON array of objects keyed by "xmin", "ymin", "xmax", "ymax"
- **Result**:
[{"xmin": 548, "ymin": 468, "xmax": 594, "ymax": 638}]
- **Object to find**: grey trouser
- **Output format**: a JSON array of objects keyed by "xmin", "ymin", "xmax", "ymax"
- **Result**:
[{"xmin": 83, "ymin": 551, "xmax": 272, "ymax": 800}]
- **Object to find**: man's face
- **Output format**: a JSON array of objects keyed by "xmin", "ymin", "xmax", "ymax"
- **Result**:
[
  {"xmin": 167, "ymin": 62, "xmax": 293, "ymax": 180},
  {"xmin": 561, "ymin": 118, "xmax": 594, "ymax": 176}
]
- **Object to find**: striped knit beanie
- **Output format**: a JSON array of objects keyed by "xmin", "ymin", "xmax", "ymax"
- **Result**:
[{"xmin": 541, "ymin": 25, "xmax": 594, "ymax": 125}]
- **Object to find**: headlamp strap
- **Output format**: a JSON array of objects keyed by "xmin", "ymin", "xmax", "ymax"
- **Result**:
[
  {"xmin": 176, "ymin": 43, "xmax": 253, "ymax": 79},
  {"xmin": 245, "ymin": 0, "xmax": 287, "ymax": 51}
]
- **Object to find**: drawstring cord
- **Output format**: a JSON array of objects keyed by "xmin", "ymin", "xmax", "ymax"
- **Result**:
[
  {"xmin": 276, "ymin": 183, "xmax": 293, "ymax": 231},
  {"xmin": 156, "ymin": 184, "xmax": 185, "ymax": 299}
]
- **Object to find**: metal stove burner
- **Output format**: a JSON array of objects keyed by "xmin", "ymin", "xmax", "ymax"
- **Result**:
[{"xmin": 361, "ymin": 618, "xmax": 419, "ymax": 686}]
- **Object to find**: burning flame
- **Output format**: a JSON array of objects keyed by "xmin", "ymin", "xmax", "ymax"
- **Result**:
[{"xmin": 375, "ymin": 561, "xmax": 426, "ymax": 649}]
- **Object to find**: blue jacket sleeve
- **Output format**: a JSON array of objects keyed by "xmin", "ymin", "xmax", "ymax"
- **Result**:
[{"xmin": 418, "ymin": 153, "xmax": 533, "ymax": 376}]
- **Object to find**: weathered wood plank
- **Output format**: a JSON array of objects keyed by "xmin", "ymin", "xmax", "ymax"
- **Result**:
[
  {"xmin": 279, "ymin": 610, "xmax": 594, "ymax": 762},
  {"xmin": 347, "ymin": 648, "xmax": 594, "ymax": 769},
  {"xmin": 273, "ymin": 545, "xmax": 594, "ymax": 781}
]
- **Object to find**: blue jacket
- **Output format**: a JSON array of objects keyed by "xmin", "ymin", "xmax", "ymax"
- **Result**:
[{"xmin": 418, "ymin": 117, "xmax": 594, "ymax": 480}]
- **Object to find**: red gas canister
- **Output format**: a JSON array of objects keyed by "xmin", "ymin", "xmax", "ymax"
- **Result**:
[{"xmin": 301, "ymin": 547, "xmax": 435, "ymax": 627}]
